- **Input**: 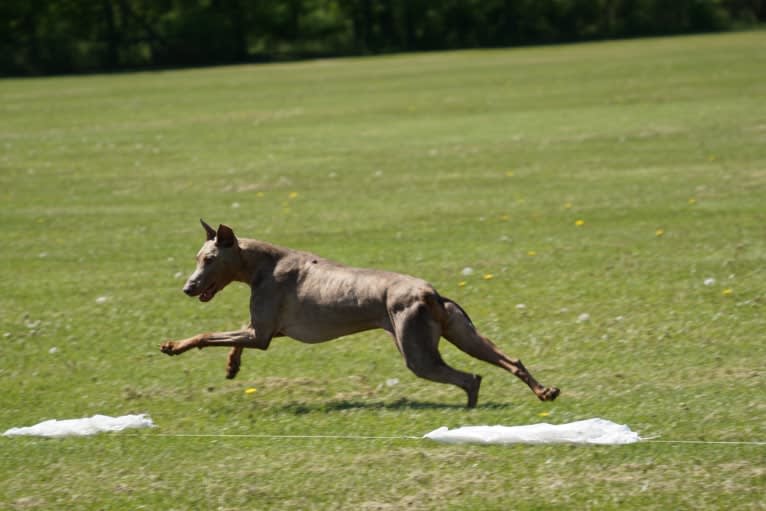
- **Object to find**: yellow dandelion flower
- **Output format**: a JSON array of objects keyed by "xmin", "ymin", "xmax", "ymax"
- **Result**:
[
  {"xmin": 244, "ymin": 387, "xmax": 257, "ymax": 395},
  {"xmin": 288, "ymin": 192, "xmax": 299, "ymax": 199},
  {"xmin": 499, "ymin": 214, "xmax": 510, "ymax": 221},
  {"xmin": 688, "ymin": 197, "xmax": 697, "ymax": 205},
  {"xmin": 505, "ymin": 171, "xmax": 514, "ymax": 177},
  {"xmin": 483, "ymin": 274, "xmax": 494, "ymax": 281},
  {"xmin": 256, "ymin": 191, "xmax": 265, "ymax": 198},
  {"xmin": 655, "ymin": 228, "xmax": 665, "ymax": 237},
  {"xmin": 563, "ymin": 202, "xmax": 573, "ymax": 209},
  {"xmin": 458, "ymin": 281, "xmax": 467, "ymax": 287},
  {"xmin": 575, "ymin": 219, "xmax": 585, "ymax": 227},
  {"xmin": 527, "ymin": 250, "xmax": 537, "ymax": 257},
  {"xmin": 722, "ymin": 288, "xmax": 733, "ymax": 296},
  {"xmin": 538, "ymin": 411, "xmax": 551, "ymax": 417}
]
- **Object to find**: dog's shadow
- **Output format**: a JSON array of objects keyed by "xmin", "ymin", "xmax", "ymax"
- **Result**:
[{"xmin": 278, "ymin": 398, "xmax": 513, "ymax": 415}]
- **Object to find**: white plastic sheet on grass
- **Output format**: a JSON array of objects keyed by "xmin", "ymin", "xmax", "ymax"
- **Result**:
[
  {"xmin": 3, "ymin": 414, "xmax": 154, "ymax": 438},
  {"xmin": 424, "ymin": 418, "xmax": 640, "ymax": 445}
]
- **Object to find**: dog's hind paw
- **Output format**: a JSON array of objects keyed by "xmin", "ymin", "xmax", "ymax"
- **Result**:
[
  {"xmin": 466, "ymin": 374, "xmax": 482, "ymax": 408},
  {"xmin": 537, "ymin": 386, "xmax": 560, "ymax": 401}
]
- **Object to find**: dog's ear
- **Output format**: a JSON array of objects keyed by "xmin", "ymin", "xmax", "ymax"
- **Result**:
[
  {"xmin": 200, "ymin": 219, "xmax": 216, "ymax": 241},
  {"xmin": 216, "ymin": 224, "xmax": 237, "ymax": 248}
]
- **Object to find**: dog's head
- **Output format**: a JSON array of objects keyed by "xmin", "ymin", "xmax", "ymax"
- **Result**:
[{"xmin": 182, "ymin": 219, "xmax": 241, "ymax": 302}]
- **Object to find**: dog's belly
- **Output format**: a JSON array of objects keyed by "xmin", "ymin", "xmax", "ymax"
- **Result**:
[
  {"xmin": 279, "ymin": 321, "xmax": 381, "ymax": 343},
  {"xmin": 277, "ymin": 299, "xmax": 390, "ymax": 343}
]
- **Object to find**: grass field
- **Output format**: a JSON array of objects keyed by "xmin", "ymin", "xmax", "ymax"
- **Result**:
[{"xmin": 2, "ymin": 31, "xmax": 765, "ymax": 510}]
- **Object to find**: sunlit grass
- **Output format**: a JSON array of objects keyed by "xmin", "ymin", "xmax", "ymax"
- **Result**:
[{"xmin": 1, "ymin": 31, "xmax": 765, "ymax": 510}]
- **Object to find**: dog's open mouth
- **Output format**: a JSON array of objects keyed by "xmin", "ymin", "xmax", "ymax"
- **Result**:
[{"xmin": 199, "ymin": 283, "xmax": 218, "ymax": 302}]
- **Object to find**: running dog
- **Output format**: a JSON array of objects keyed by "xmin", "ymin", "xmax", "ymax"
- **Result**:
[{"xmin": 160, "ymin": 220, "xmax": 560, "ymax": 407}]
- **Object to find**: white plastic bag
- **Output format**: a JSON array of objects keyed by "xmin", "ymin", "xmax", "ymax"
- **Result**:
[
  {"xmin": 3, "ymin": 414, "xmax": 154, "ymax": 438},
  {"xmin": 424, "ymin": 418, "xmax": 640, "ymax": 445}
]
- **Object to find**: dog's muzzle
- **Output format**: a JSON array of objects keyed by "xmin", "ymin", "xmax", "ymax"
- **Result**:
[
  {"xmin": 183, "ymin": 280, "xmax": 217, "ymax": 302},
  {"xmin": 183, "ymin": 279, "xmax": 201, "ymax": 296}
]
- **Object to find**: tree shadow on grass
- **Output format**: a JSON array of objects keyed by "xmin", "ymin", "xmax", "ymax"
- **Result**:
[{"xmin": 279, "ymin": 398, "xmax": 514, "ymax": 415}]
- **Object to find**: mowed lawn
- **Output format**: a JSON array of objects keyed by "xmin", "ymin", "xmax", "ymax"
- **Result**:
[{"xmin": 1, "ymin": 31, "xmax": 765, "ymax": 510}]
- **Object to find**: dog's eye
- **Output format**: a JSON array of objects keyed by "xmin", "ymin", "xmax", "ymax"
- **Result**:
[{"xmin": 203, "ymin": 256, "xmax": 215, "ymax": 265}]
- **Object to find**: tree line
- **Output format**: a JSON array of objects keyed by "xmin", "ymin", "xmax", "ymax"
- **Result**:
[{"xmin": 2, "ymin": 0, "xmax": 764, "ymax": 76}]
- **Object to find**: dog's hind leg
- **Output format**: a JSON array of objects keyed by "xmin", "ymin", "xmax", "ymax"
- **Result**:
[
  {"xmin": 440, "ymin": 299, "xmax": 559, "ymax": 402},
  {"xmin": 392, "ymin": 301, "xmax": 482, "ymax": 408}
]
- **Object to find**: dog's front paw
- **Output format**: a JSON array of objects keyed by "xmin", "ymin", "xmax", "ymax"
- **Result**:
[
  {"xmin": 538, "ymin": 386, "xmax": 560, "ymax": 401},
  {"xmin": 160, "ymin": 341, "xmax": 180, "ymax": 356},
  {"xmin": 225, "ymin": 361, "xmax": 240, "ymax": 379}
]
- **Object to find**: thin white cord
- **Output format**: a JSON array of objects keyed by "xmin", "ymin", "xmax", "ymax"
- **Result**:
[
  {"xmin": 131, "ymin": 432, "xmax": 765, "ymax": 445},
  {"xmin": 145, "ymin": 432, "xmax": 421, "ymax": 440},
  {"xmin": 644, "ymin": 439, "xmax": 766, "ymax": 446}
]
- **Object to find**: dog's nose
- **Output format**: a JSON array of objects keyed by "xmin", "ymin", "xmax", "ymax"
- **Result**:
[{"xmin": 183, "ymin": 283, "xmax": 196, "ymax": 296}]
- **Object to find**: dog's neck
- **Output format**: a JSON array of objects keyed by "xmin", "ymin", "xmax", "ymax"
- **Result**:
[{"xmin": 235, "ymin": 238, "xmax": 289, "ymax": 285}]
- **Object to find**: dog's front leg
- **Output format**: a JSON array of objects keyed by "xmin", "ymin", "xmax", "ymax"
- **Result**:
[
  {"xmin": 161, "ymin": 328, "xmax": 272, "ymax": 378},
  {"xmin": 160, "ymin": 328, "xmax": 270, "ymax": 355},
  {"xmin": 226, "ymin": 347, "xmax": 244, "ymax": 379},
  {"xmin": 160, "ymin": 332, "xmax": 209, "ymax": 355}
]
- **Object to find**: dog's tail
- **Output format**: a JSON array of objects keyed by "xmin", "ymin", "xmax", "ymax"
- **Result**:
[
  {"xmin": 437, "ymin": 295, "xmax": 475, "ymax": 326},
  {"xmin": 423, "ymin": 293, "xmax": 476, "ymax": 333}
]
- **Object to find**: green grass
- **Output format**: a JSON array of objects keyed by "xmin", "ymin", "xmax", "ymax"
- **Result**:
[{"xmin": 2, "ymin": 31, "xmax": 765, "ymax": 510}]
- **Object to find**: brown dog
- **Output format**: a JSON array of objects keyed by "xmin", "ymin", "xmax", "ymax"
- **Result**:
[{"xmin": 161, "ymin": 220, "xmax": 560, "ymax": 407}]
